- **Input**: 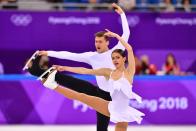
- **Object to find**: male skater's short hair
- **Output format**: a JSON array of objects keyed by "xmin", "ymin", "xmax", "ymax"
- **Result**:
[{"xmin": 94, "ymin": 31, "xmax": 109, "ymax": 41}]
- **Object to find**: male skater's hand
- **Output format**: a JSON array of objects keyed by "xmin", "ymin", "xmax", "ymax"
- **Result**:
[
  {"xmin": 38, "ymin": 50, "xmax": 48, "ymax": 56},
  {"xmin": 112, "ymin": 3, "xmax": 124, "ymax": 15}
]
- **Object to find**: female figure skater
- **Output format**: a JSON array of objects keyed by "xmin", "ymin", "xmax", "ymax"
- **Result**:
[{"xmin": 42, "ymin": 29, "xmax": 145, "ymax": 131}]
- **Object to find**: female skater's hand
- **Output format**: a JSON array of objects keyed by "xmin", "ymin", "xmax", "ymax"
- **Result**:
[
  {"xmin": 104, "ymin": 29, "xmax": 119, "ymax": 38},
  {"xmin": 38, "ymin": 51, "xmax": 48, "ymax": 56},
  {"xmin": 53, "ymin": 65, "xmax": 66, "ymax": 72},
  {"xmin": 112, "ymin": 3, "xmax": 124, "ymax": 15}
]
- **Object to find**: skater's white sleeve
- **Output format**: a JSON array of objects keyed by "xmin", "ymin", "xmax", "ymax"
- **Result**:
[
  {"xmin": 47, "ymin": 51, "xmax": 95, "ymax": 64},
  {"xmin": 111, "ymin": 13, "xmax": 130, "ymax": 51}
]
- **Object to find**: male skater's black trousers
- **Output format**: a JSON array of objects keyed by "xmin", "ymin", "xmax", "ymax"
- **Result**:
[{"xmin": 28, "ymin": 56, "xmax": 111, "ymax": 131}]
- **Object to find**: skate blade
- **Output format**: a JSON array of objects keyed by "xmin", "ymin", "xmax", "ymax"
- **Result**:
[{"xmin": 37, "ymin": 67, "xmax": 56, "ymax": 81}]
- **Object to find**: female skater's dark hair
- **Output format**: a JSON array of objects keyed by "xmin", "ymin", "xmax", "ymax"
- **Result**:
[
  {"xmin": 27, "ymin": 55, "xmax": 49, "ymax": 77},
  {"xmin": 112, "ymin": 49, "xmax": 126, "ymax": 58},
  {"xmin": 112, "ymin": 49, "xmax": 128, "ymax": 64}
]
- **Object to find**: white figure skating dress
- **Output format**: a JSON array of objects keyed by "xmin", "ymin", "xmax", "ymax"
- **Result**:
[{"xmin": 108, "ymin": 71, "xmax": 145, "ymax": 124}]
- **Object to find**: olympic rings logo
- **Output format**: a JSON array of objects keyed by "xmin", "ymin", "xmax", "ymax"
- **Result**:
[{"xmin": 10, "ymin": 14, "xmax": 32, "ymax": 26}]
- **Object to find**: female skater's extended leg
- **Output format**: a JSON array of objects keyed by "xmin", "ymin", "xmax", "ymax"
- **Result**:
[{"xmin": 54, "ymin": 86, "xmax": 110, "ymax": 117}]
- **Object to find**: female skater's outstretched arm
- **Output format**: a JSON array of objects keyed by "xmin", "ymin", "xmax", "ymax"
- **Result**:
[{"xmin": 53, "ymin": 66, "xmax": 111, "ymax": 79}]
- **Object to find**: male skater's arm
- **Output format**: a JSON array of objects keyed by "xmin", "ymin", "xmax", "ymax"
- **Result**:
[
  {"xmin": 111, "ymin": 3, "xmax": 130, "ymax": 51},
  {"xmin": 39, "ymin": 50, "xmax": 95, "ymax": 64}
]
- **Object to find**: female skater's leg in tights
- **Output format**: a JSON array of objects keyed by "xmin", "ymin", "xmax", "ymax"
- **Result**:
[{"xmin": 54, "ymin": 85, "xmax": 110, "ymax": 117}]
